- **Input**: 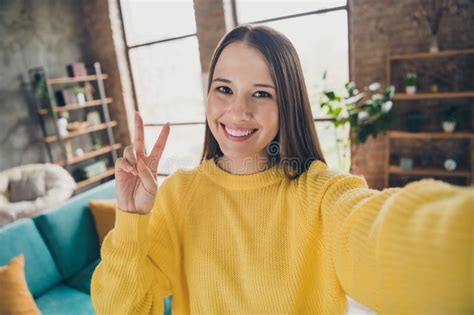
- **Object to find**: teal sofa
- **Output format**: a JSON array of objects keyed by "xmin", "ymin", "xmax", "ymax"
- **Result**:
[{"xmin": 0, "ymin": 179, "xmax": 172, "ymax": 314}]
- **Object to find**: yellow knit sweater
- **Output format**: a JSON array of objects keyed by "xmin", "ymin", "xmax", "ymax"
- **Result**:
[{"xmin": 91, "ymin": 158, "xmax": 473, "ymax": 314}]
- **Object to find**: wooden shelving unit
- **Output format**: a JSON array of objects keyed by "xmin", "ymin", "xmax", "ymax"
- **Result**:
[
  {"xmin": 29, "ymin": 63, "xmax": 119, "ymax": 193},
  {"xmin": 76, "ymin": 167, "xmax": 115, "ymax": 190},
  {"xmin": 388, "ymin": 165, "xmax": 471, "ymax": 178},
  {"xmin": 387, "ymin": 48, "xmax": 474, "ymax": 61},
  {"xmin": 48, "ymin": 74, "xmax": 108, "ymax": 85},
  {"xmin": 388, "ymin": 130, "xmax": 474, "ymax": 140},
  {"xmin": 384, "ymin": 48, "xmax": 474, "ymax": 187},
  {"xmin": 393, "ymin": 92, "xmax": 474, "ymax": 100},
  {"xmin": 56, "ymin": 143, "xmax": 122, "ymax": 166},
  {"xmin": 42, "ymin": 121, "xmax": 118, "ymax": 143},
  {"xmin": 38, "ymin": 98, "xmax": 113, "ymax": 115}
]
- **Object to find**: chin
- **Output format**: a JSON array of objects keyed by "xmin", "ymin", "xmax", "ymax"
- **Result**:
[
  {"xmin": 220, "ymin": 145, "xmax": 267, "ymax": 162},
  {"xmin": 220, "ymin": 149, "xmax": 254, "ymax": 160}
]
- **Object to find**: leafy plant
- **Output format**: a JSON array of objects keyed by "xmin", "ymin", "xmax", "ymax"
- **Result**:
[
  {"xmin": 441, "ymin": 106, "xmax": 462, "ymax": 122},
  {"xmin": 72, "ymin": 85, "xmax": 85, "ymax": 94},
  {"xmin": 30, "ymin": 69, "xmax": 57, "ymax": 120},
  {"xmin": 404, "ymin": 73, "xmax": 417, "ymax": 87},
  {"xmin": 320, "ymin": 81, "xmax": 399, "ymax": 144}
]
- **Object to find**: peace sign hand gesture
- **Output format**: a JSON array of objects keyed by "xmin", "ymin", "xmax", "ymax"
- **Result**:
[{"xmin": 115, "ymin": 112, "xmax": 170, "ymax": 214}]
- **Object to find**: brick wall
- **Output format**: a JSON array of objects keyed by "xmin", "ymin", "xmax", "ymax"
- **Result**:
[
  {"xmin": 83, "ymin": 0, "xmax": 133, "ymax": 155},
  {"xmin": 193, "ymin": 0, "xmax": 228, "ymax": 96},
  {"xmin": 349, "ymin": 0, "xmax": 474, "ymax": 189}
]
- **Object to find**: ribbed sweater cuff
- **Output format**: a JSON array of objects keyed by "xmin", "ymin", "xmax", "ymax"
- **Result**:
[{"xmin": 113, "ymin": 207, "xmax": 151, "ymax": 244}]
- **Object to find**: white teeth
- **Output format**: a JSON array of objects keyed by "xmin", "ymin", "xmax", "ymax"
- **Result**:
[{"xmin": 225, "ymin": 126, "xmax": 254, "ymax": 137}]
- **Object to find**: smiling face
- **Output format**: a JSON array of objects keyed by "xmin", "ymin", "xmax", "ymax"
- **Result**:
[{"xmin": 206, "ymin": 42, "xmax": 279, "ymax": 163}]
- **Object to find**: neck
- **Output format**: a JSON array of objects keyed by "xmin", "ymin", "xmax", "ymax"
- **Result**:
[{"xmin": 216, "ymin": 153, "xmax": 271, "ymax": 175}]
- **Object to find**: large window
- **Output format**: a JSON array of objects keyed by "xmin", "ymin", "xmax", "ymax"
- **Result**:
[
  {"xmin": 120, "ymin": 0, "xmax": 205, "ymax": 179},
  {"xmin": 236, "ymin": 0, "xmax": 350, "ymax": 171}
]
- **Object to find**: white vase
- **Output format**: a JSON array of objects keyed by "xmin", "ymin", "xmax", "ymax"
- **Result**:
[
  {"xmin": 429, "ymin": 34, "xmax": 439, "ymax": 53},
  {"xmin": 57, "ymin": 118, "xmax": 69, "ymax": 137},
  {"xmin": 442, "ymin": 121, "xmax": 456, "ymax": 133},
  {"xmin": 405, "ymin": 86, "xmax": 416, "ymax": 95},
  {"xmin": 77, "ymin": 92, "xmax": 86, "ymax": 105}
]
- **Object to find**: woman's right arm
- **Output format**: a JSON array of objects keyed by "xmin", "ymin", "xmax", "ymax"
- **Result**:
[{"xmin": 91, "ymin": 112, "xmax": 173, "ymax": 314}]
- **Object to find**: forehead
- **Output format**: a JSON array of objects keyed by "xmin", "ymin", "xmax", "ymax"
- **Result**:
[{"xmin": 214, "ymin": 42, "xmax": 273, "ymax": 83}]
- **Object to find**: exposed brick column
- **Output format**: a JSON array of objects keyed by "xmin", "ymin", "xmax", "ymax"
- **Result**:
[
  {"xmin": 194, "ymin": 0, "xmax": 228, "ymax": 95},
  {"xmin": 82, "ymin": 0, "xmax": 134, "ymax": 153}
]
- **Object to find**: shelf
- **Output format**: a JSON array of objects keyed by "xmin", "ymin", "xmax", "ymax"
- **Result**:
[
  {"xmin": 389, "ymin": 165, "xmax": 471, "ymax": 178},
  {"xmin": 75, "ymin": 167, "xmax": 115, "ymax": 190},
  {"xmin": 43, "ymin": 121, "xmax": 117, "ymax": 143},
  {"xmin": 384, "ymin": 49, "xmax": 474, "ymax": 187},
  {"xmin": 56, "ymin": 143, "xmax": 122, "ymax": 166},
  {"xmin": 48, "ymin": 74, "xmax": 108, "ymax": 85},
  {"xmin": 393, "ymin": 92, "xmax": 474, "ymax": 100},
  {"xmin": 38, "ymin": 98, "xmax": 113, "ymax": 115},
  {"xmin": 387, "ymin": 131, "xmax": 474, "ymax": 140},
  {"xmin": 388, "ymin": 48, "xmax": 474, "ymax": 61}
]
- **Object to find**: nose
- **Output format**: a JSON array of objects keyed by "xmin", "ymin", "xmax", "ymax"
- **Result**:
[{"xmin": 229, "ymin": 94, "xmax": 251, "ymax": 121}]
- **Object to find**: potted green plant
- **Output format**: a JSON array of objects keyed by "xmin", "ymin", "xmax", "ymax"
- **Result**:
[
  {"xmin": 441, "ymin": 106, "xmax": 461, "ymax": 132},
  {"xmin": 30, "ymin": 69, "xmax": 58, "ymax": 121},
  {"xmin": 320, "ymin": 81, "xmax": 399, "ymax": 145},
  {"xmin": 404, "ymin": 73, "xmax": 417, "ymax": 94},
  {"xmin": 72, "ymin": 86, "xmax": 86, "ymax": 105}
]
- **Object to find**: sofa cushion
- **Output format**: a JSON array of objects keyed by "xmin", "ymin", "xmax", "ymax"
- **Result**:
[
  {"xmin": 0, "ymin": 218, "xmax": 62, "ymax": 298},
  {"xmin": 89, "ymin": 199, "xmax": 116, "ymax": 245},
  {"xmin": 0, "ymin": 254, "xmax": 41, "ymax": 315},
  {"xmin": 8, "ymin": 169, "xmax": 46, "ymax": 202},
  {"xmin": 33, "ymin": 180, "xmax": 116, "ymax": 279},
  {"xmin": 35, "ymin": 284, "xmax": 95, "ymax": 315},
  {"xmin": 65, "ymin": 258, "xmax": 101, "ymax": 294}
]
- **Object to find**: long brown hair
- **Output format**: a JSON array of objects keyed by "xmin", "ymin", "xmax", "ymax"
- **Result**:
[{"xmin": 200, "ymin": 24, "xmax": 326, "ymax": 179}]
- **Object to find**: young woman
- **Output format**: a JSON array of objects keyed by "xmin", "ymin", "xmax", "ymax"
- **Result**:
[{"xmin": 91, "ymin": 25, "xmax": 472, "ymax": 314}]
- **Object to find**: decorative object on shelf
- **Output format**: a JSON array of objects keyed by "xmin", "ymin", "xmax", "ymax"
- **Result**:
[
  {"xmin": 443, "ymin": 156, "xmax": 458, "ymax": 171},
  {"xmin": 67, "ymin": 121, "xmax": 89, "ymax": 132},
  {"xmin": 72, "ymin": 160, "xmax": 108, "ymax": 181},
  {"xmin": 320, "ymin": 81, "xmax": 398, "ymax": 144},
  {"xmin": 66, "ymin": 62, "xmax": 87, "ymax": 77},
  {"xmin": 74, "ymin": 148, "xmax": 85, "ymax": 157},
  {"xmin": 404, "ymin": 72, "xmax": 417, "ymax": 94},
  {"xmin": 430, "ymin": 84, "xmax": 439, "ymax": 93},
  {"xmin": 441, "ymin": 106, "xmax": 461, "ymax": 133},
  {"xmin": 91, "ymin": 135, "xmax": 103, "ymax": 150},
  {"xmin": 55, "ymin": 87, "xmax": 86, "ymax": 106},
  {"xmin": 84, "ymin": 82, "xmax": 94, "ymax": 101},
  {"xmin": 400, "ymin": 157, "xmax": 414, "ymax": 169},
  {"xmin": 86, "ymin": 111, "xmax": 101, "ymax": 126},
  {"xmin": 56, "ymin": 113, "xmax": 69, "ymax": 137},
  {"xmin": 72, "ymin": 86, "xmax": 86, "ymax": 105},
  {"xmin": 417, "ymin": 0, "xmax": 467, "ymax": 53},
  {"xmin": 407, "ymin": 110, "xmax": 422, "ymax": 132}
]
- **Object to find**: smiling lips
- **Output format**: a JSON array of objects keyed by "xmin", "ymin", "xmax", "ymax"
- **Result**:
[{"xmin": 220, "ymin": 123, "xmax": 258, "ymax": 141}]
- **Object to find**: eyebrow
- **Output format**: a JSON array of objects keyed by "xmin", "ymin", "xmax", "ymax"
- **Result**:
[{"xmin": 212, "ymin": 77, "xmax": 275, "ymax": 89}]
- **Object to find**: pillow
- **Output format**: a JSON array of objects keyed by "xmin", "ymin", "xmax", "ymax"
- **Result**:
[
  {"xmin": 88, "ymin": 199, "xmax": 116, "ymax": 245},
  {"xmin": 0, "ymin": 254, "xmax": 41, "ymax": 315},
  {"xmin": 8, "ymin": 170, "xmax": 46, "ymax": 202}
]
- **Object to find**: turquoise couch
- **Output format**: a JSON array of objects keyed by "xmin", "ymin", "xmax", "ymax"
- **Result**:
[{"xmin": 0, "ymin": 179, "xmax": 172, "ymax": 314}]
